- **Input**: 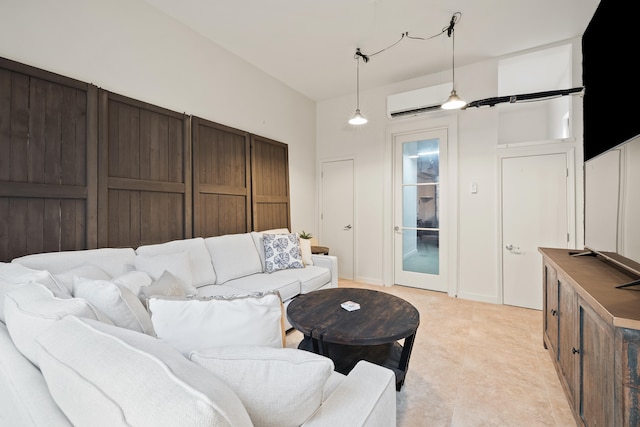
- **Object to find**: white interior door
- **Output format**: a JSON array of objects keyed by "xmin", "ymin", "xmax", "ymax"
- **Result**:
[
  {"xmin": 321, "ymin": 159, "xmax": 354, "ymax": 280},
  {"xmin": 502, "ymin": 153, "xmax": 568, "ymax": 310},
  {"xmin": 393, "ymin": 129, "xmax": 448, "ymax": 292}
]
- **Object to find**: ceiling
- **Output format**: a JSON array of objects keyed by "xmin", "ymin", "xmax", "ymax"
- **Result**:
[{"xmin": 142, "ymin": 0, "xmax": 600, "ymax": 101}]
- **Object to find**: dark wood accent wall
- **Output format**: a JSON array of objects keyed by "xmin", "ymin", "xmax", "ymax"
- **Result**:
[
  {"xmin": 251, "ymin": 135, "xmax": 291, "ymax": 232},
  {"xmin": 98, "ymin": 91, "xmax": 192, "ymax": 249},
  {"xmin": 0, "ymin": 57, "xmax": 291, "ymax": 262},
  {"xmin": 0, "ymin": 58, "xmax": 98, "ymax": 262},
  {"xmin": 192, "ymin": 117, "xmax": 251, "ymax": 237}
]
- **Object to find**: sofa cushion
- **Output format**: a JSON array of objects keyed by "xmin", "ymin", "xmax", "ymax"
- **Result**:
[
  {"xmin": 36, "ymin": 316, "xmax": 252, "ymax": 427},
  {"xmin": 11, "ymin": 247, "xmax": 136, "ymax": 278},
  {"xmin": 205, "ymin": 233, "xmax": 263, "ymax": 284},
  {"xmin": 148, "ymin": 291, "xmax": 285, "ymax": 355},
  {"xmin": 270, "ymin": 265, "xmax": 331, "ymax": 294},
  {"xmin": 135, "ymin": 237, "xmax": 216, "ymax": 288},
  {"xmin": 53, "ymin": 264, "xmax": 111, "ymax": 293},
  {"xmin": 221, "ymin": 272, "xmax": 300, "ymax": 301},
  {"xmin": 263, "ymin": 233, "xmax": 305, "ymax": 273},
  {"xmin": 134, "ymin": 251, "xmax": 198, "ymax": 296},
  {"xmin": 72, "ymin": 277, "xmax": 155, "ymax": 336},
  {"xmin": 3, "ymin": 283, "xmax": 112, "ymax": 367},
  {"xmin": 195, "ymin": 283, "xmax": 251, "ymax": 298},
  {"xmin": 190, "ymin": 346, "xmax": 334, "ymax": 427}
]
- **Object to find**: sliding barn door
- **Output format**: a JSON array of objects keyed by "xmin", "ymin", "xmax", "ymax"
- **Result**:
[
  {"xmin": 192, "ymin": 117, "xmax": 251, "ymax": 237},
  {"xmin": 97, "ymin": 91, "xmax": 191, "ymax": 248},
  {"xmin": 251, "ymin": 135, "xmax": 291, "ymax": 232},
  {"xmin": 0, "ymin": 58, "xmax": 97, "ymax": 261}
]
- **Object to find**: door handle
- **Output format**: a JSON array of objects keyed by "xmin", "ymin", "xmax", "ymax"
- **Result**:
[
  {"xmin": 505, "ymin": 244, "xmax": 521, "ymax": 254},
  {"xmin": 344, "ymin": 224, "xmax": 352, "ymax": 231}
]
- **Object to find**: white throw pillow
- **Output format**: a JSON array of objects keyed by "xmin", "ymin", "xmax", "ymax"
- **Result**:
[
  {"xmin": 0, "ymin": 262, "xmax": 69, "ymax": 296},
  {"xmin": 72, "ymin": 277, "xmax": 155, "ymax": 336},
  {"xmin": 134, "ymin": 251, "xmax": 197, "ymax": 296},
  {"xmin": 53, "ymin": 264, "xmax": 111, "ymax": 293},
  {"xmin": 190, "ymin": 346, "xmax": 334, "ymax": 427},
  {"xmin": 148, "ymin": 291, "xmax": 285, "ymax": 355},
  {"xmin": 140, "ymin": 270, "xmax": 186, "ymax": 307},
  {"xmin": 36, "ymin": 316, "xmax": 253, "ymax": 427},
  {"xmin": 263, "ymin": 233, "xmax": 304, "ymax": 273},
  {"xmin": 3, "ymin": 283, "xmax": 112, "ymax": 367},
  {"xmin": 111, "ymin": 270, "xmax": 153, "ymax": 298}
]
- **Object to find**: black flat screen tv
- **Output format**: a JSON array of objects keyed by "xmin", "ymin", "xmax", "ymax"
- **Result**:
[
  {"xmin": 582, "ymin": 0, "xmax": 640, "ymax": 281},
  {"xmin": 582, "ymin": 0, "xmax": 639, "ymax": 161}
]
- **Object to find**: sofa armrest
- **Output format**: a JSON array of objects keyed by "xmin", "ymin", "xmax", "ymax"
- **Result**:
[
  {"xmin": 302, "ymin": 361, "xmax": 396, "ymax": 427},
  {"xmin": 0, "ymin": 324, "xmax": 71, "ymax": 426},
  {"xmin": 310, "ymin": 255, "xmax": 338, "ymax": 288}
]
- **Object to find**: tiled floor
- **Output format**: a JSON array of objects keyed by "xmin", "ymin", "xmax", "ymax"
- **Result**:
[{"xmin": 286, "ymin": 280, "xmax": 577, "ymax": 427}]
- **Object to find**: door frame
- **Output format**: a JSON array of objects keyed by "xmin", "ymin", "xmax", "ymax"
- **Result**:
[
  {"xmin": 318, "ymin": 155, "xmax": 357, "ymax": 281},
  {"xmin": 497, "ymin": 142, "xmax": 577, "ymax": 305},
  {"xmin": 384, "ymin": 114, "xmax": 459, "ymax": 296}
]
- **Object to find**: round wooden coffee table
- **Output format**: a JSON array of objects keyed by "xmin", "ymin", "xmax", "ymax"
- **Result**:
[{"xmin": 287, "ymin": 287, "xmax": 419, "ymax": 391}]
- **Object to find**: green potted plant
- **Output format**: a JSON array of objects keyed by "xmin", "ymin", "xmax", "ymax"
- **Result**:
[{"xmin": 299, "ymin": 231, "xmax": 313, "ymax": 240}]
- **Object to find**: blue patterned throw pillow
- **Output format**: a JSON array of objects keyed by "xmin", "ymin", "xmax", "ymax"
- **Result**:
[{"xmin": 263, "ymin": 233, "xmax": 304, "ymax": 273}]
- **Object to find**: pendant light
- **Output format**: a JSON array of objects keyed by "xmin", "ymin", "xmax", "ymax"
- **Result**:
[
  {"xmin": 441, "ymin": 17, "xmax": 466, "ymax": 110},
  {"xmin": 349, "ymin": 49, "xmax": 368, "ymax": 125}
]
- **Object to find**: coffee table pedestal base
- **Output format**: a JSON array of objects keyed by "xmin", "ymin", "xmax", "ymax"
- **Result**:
[{"xmin": 298, "ymin": 335, "xmax": 413, "ymax": 391}]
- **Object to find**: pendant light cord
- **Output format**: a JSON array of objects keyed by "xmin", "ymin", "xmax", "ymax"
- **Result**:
[
  {"xmin": 355, "ymin": 12, "xmax": 462, "ymax": 61},
  {"xmin": 356, "ymin": 56, "xmax": 360, "ymax": 109},
  {"xmin": 451, "ymin": 26, "xmax": 456, "ymax": 87}
]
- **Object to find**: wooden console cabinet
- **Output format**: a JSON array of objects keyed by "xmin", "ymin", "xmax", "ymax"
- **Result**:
[{"xmin": 540, "ymin": 248, "xmax": 640, "ymax": 426}]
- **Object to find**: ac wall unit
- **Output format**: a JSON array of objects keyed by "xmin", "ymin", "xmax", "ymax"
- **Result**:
[{"xmin": 386, "ymin": 82, "xmax": 452, "ymax": 118}]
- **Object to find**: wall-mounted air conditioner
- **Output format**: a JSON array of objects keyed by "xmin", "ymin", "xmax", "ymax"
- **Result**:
[{"xmin": 386, "ymin": 82, "xmax": 452, "ymax": 118}]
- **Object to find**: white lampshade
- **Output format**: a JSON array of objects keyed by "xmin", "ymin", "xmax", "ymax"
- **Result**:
[
  {"xmin": 348, "ymin": 109, "xmax": 368, "ymax": 125},
  {"xmin": 441, "ymin": 90, "xmax": 467, "ymax": 110}
]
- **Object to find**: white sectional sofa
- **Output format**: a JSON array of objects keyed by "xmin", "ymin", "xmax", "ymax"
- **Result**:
[{"xmin": 0, "ymin": 231, "xmax": 397, "ymax": 427}]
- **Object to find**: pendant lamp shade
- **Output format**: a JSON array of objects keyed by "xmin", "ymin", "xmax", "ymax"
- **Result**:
[
  {"xmin": 442, "ymin": 90, "xmax": 466, "ymax": 110},
  {"xmin": 349, "ymin": 109, "xmax": 368, "ymax": 125}
]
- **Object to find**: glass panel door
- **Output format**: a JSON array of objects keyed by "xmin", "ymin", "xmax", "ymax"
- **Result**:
[{"xmin": 394, "ymin": 129, "xmax": 448, "ymax": 291}]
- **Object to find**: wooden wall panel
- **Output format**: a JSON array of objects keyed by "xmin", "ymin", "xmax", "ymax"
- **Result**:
[
  {"xmin": 192, "ymin": 117, "xmax": 251, "ymax": 237},
  {"xmin": 0, "ymin": 58, "xmax": 95, "ymax": 262},
  {"xmin": 98, "ymin": 91, "xmax": 191, "ymax": 248},
  {"xmin": 106, "ymin": 189, "xmax": 184, "ymax": 248},
  {"xmin": 251, "ymin": 135, "xmax": 290, "ymax": 232},
  {"xmin": 1, "ymin": 57, "xmax": 292, "ymax": 260}
]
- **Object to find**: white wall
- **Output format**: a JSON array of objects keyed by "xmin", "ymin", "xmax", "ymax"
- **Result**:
[
  {"xmin": 0, "ymin": 0, "xmax": 318, "ymax": 236},
  {"xmin": 317, "ymin": 40, "xmax": 584, "ymax": 302}
]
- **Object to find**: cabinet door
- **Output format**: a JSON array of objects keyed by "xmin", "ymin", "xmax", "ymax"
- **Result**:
[
  {"xmin": 579, "ymin": 300, "xmax": 615, "ymax": 426},
  {"xmin": 558, "ymin": 277, "xmax": 579, "ymax": 408},
  {"xmin": 544, "ymin": 263, "xmax": 559, "ymax": 357}
]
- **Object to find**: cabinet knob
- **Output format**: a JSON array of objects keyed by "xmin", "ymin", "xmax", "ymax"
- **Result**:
[
  {"xmin": 572, "ymin": 347, "xmax": 580, "ymax": 354},
  {"xmin": 550, "ymin": 309, "xmax": 557, "ymax": 316}
]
